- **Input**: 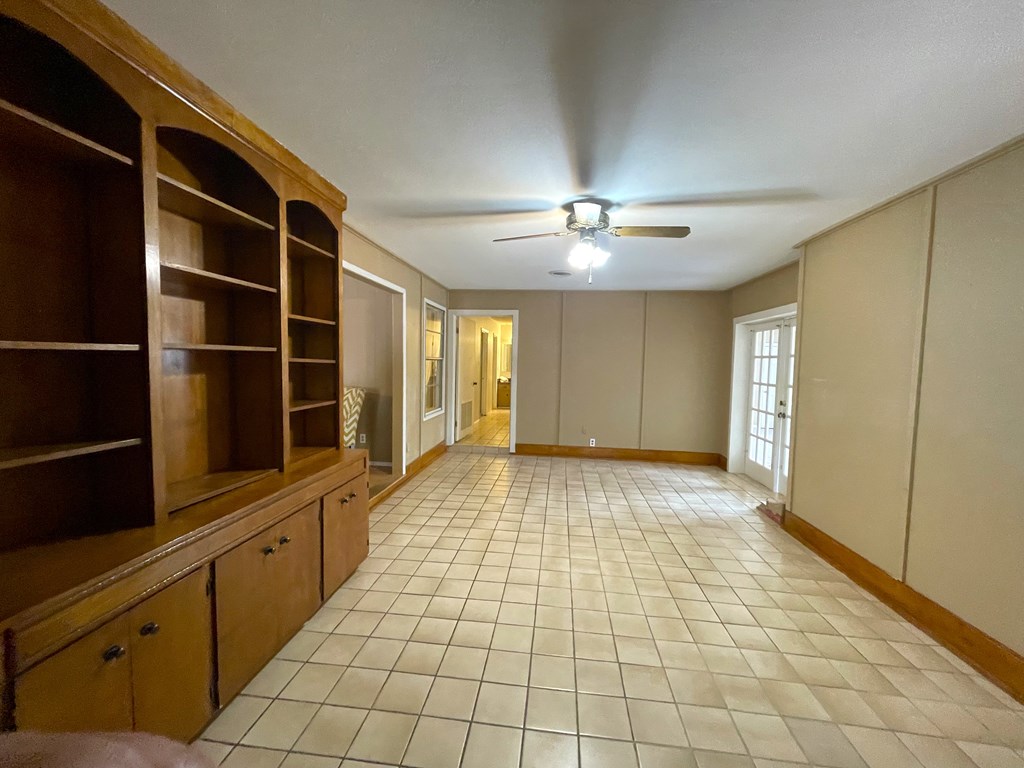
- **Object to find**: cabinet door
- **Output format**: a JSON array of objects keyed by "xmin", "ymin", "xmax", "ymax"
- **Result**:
[
  {"xmin": 15, "ymin": 615, "xmax": 133, "ymax": 732},
  {"xmin": 323, "ymin": 477, "xmax": 369, "ymax": 597},
  {"xmin": 216, "ymin": 501, "xmax": 321, "ymax": 702},
  {"xmin": 129, "ymin": 567, "xmax": 213, "ymax": 741}
]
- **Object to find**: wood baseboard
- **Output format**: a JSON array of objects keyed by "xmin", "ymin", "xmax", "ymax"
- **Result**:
[
  {"xmin": 369, "ymin": 441, "xmax": 447, "ymax": 509},
  {"xmin": 783, "ymin": 512, "xmax": 1024, "ymax": 704},
  {"xmin": 515, "ymin": 443, "xmax": 727, "ymax": 467}
]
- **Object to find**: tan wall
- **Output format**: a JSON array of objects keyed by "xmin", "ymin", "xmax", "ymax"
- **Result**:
[
  {"xmin": 790, "ymin": 141, "xmax": 1024, "ymax": 654},
  {"xmin": 905, "ymin": 145, "xmax": 1024, "ymax": 654},
  {"xmin": 792, "ymin": 191, "xmax": 931, "ymax": 577},
  {"xmin": 730, "ymin": 262, "xmax": 800, "ymax": 317},
  {"xmin": 448, "ymin": 290, "xmax": 732, "ymax": 453},
  {"xmin": 342, "ymin": 273, "xmax": 394, "ymax": 462},
  {"xmin": 643, "ymin": 292, "xmax": 732, "ymax": 453},
  {"xmin": 342, "ymin": 226, "xmax": 449, "ymax": 462},
  {"xmin": 559, "ymin": 292, "xmax": 646, "ymax": 448}
]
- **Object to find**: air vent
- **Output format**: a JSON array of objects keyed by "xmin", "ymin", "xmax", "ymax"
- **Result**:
[{"xmin": 548, "ymin": 270, "xmax": 572, "ymax": 277}]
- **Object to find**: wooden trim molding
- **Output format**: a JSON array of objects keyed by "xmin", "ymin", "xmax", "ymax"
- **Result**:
[
  {"xmin": 783, "ymin": 512, "xmax": 1024, "ymax": 704},
  {"xmin": 516, "ymin": 444, "xmax": 727, "ymax": 468},
  {"xmin": 369, "ymin": 441, "xmax": 447, "ymax": 510}
]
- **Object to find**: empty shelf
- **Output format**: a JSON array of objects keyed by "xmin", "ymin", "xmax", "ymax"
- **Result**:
[
  {"xmin": 161, "ymin": 262, "xmax": 277, "ymax": 294},
  {"xmin": 288, "ymin": 313, "xmax": 335, "ymax": 326},
  {"xmin": 165, "ymin": 469, "xmax": 277, "ymax": 512},
  {"xmin": 0, "ymin": 341, "xmax": 140, "ymax": 352},
  {"xmin": 288, "ymin": 357, "xmax": 336, "ymax": 365},
  {"xmin": 289, "ymin": 446, "xmax": 336, "ymax": 464},
  {"xmin": 163, "ymin": 343, "xmax": 277, "ymax": 353},
  {"xmin": 158, "ymin": 173, "xmax": 276, "ymax": 230},
  {"xmin": 286, "ymin": 234, "xmax": 336, "ymax": 260},
  {"xmin": 289, "ymin": 399, "xmax": 337, "ymax": 413},
  {"xmin": 0, "ymin": 98, "xmax": 134, "ymax": 167},
  {"xmin": 0, "ymin": 439, "xmax": 144, "ymax": 471}
]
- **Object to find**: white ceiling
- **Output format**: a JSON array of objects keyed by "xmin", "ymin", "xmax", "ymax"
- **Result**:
[{"xmin": 102, "ymin": 0, "xmax": 1024, "ymax": 290}]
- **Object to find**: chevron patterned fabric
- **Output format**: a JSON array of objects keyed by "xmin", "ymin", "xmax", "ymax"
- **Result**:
[{"xmin": 342, "ymin": 386, "xmax": 366, "ymax": 448}]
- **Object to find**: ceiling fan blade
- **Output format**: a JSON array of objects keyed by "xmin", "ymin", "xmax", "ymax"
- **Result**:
[
  {"xmin": 609, "ymin": 226, "xmax": 691, "ymax": 239},
  {"xmin": 493, "ymin": 232, "xmax": 570, "ymax": 243},
  {"xmin": 627, "ymin": 189, "xmax": 819, "ymax": 208}
]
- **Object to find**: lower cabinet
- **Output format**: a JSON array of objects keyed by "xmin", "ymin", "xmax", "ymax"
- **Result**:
[
  {"xmin": 323, "ymin": 476, "xmax": 369, "ymax": 597},
  {"xmin": 215, "ymin": 501, "xmax": 322, "ymax": 702},
  {"xmin": 15, "ymin": 567, "xmax": 212, "ymax": 740}
]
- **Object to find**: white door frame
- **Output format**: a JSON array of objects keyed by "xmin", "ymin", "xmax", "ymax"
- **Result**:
[
  {"xmin": 341, "ymin": 261, "xmax": 407, "ymax": 475},
  {"xmin": 728, "ymin": 303, "xmax": 797, "ymax": 490},
  {"xmin": 479, "ymin": 327, "xmax": 491, "ymax": 417},
  {"xmin": 445, "ymin": 309, "xmax": 519, "ymax": 452}
]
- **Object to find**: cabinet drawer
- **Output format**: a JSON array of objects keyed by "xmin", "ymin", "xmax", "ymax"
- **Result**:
[
  {"xmin": 15, "ymin": 615, "xmax": 133, "ymax": 732},
  {"xmin": 323, "ymin": 475, "xmax": 369, "ymax": 597},
  {"xmin": 216, "ymin": 501, "xmax": 321, "ymax": 701},
  {"xmin": 129, "ymin": 567, "xmax": 213, "ymax": 741}
]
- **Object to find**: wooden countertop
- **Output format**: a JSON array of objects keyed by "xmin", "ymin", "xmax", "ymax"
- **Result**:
[{"xmin": 0, "ymin": 449, "xmax": 366, "ymax": 628}]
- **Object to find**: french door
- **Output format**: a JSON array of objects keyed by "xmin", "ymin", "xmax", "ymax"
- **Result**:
[{"xmin": 745, "ymin": 318, "xmax": 796, "ymax": 492}]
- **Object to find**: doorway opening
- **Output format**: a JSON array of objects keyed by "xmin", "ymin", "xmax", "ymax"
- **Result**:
[
  {"xmin": 446, "ymin": 312, "xmax": 517, "ymax": 451},
  {"xmin": 728, "ymin": 303, "xmax": 798, "ymax": 497},
  {"xmin": 342, "ymin": 267, "xmax": 405, "ymax": 497}
]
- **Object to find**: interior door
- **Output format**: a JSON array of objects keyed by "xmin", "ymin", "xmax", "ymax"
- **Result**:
[{"xmin": 744, "ymin": 319, "xmax": 796, "ymax": 491}]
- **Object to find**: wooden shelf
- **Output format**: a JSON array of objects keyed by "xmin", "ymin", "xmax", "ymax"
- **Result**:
[
  {"xmin": 288, "ymin": 314, "xmax": 335, "ymax": 327},
  {"xmin": 286, "ymin": 234, "xmax": 336, "ymax": 260},
  {"xmin": 165, "ymin": 469, "xmax": 277, "ymax": 513},
  {"xmin": 161, "ymin": 262, "xmax": 277, "ymax": 294},
  {"xmin": 289, "ymin": 446, "xmax": 336, "ymax": 465},
  {"xmin": 289, "ymin": 399, "xmax": 337, "ymax": 413},
  {"xmin": 0, "ymin": 341, "xmax": 140, "ymax": 352},
  {"xmin": 0, "ymin": 98, "xmax": 134, "ymax": 167},
  {"xmin": 0, "ymin": 439, "xmax": 143, "ymax": 471},
  {"xmin": 158, "ymin": 173, "xmax": 275, "ymax": 231},
  {"xmin": 289, "ymin": 357, "xmax": 336, "ymax": 365},
  {"xmin": 163, "ymin": 343, "xmax": 277, "ymax": 353}
]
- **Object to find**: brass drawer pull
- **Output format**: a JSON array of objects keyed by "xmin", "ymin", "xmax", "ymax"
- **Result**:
[
  {"xmin": 340, "ymin": 497, "xmax": 349, "ymax": 506},
  {"xmin": 347, "ymin": 492, "xmax": 357, "ymax": 500},
  {"xmin": 102, "ymin": 644, "xmax": 126, "ymax": 662},
  {"xmin": 262, "ymin": 545, "xmax": 277, "ymax": 556},
  {"xmin": 279, "ymin": 535, "xmax": 292, "ymax": 546},
  {"xmin": 139, "ymin": 622, "xmax": 160, "ymax": 637}
]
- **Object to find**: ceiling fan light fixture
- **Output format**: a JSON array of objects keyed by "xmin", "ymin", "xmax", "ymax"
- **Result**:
[
  {"xmin": 572, "ymin": 201, "xmax": 603, "ymax": 228},
  {"xmin": 568, "ymin": 230, "xmax": 609, "ymax": 270}
]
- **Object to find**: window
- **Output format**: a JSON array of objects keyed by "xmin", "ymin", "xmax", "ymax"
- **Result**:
[{"xmin": 423, "ymin": 300, "xmax": 445, "ymax": 417}]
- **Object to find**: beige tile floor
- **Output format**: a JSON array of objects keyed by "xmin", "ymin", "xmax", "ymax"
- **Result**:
[
  {"xmin": 198, "ymin": 453, "xmax": 1024, "ymax": 768},
  {"xmin": 457, "ymin": 409, "xmax": 510, "ymax": 448}
]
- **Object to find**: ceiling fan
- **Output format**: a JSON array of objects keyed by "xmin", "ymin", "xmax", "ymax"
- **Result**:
[{"xmin": 493, "ymin": 200, "xmax": 690, "ymax": 283}]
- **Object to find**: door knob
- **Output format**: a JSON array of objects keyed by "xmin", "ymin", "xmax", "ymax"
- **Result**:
[
  {"xmin": 139, "ymin": 622, "xmax": 160, "ymax": 637},
  {"xmin": 102, "ymin": 644, "xmax": 126, "ymax": 662}
]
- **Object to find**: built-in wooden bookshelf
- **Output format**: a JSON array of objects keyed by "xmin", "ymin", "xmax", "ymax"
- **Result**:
[
  {"xmin": 0, "ymin": 15, "xmax": 150, "ymax": 551},
  {"xmin": 156, "ymin": 128, "xmax": 282, "ymax": 512},
  {"xmin": 286, "ymin": 201, "xmax": 341, "ymax": 464}
]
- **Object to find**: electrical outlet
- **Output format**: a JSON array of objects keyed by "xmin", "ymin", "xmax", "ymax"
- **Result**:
[
  {"xmin": 589, "ymin": 438, "xmax": 596, "ymax": 447},
  {"xmin": 359, "ymin": 433, "xmax": 367, "ymax": 444}
]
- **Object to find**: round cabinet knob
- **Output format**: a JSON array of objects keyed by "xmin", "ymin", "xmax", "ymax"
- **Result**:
[
  {"xmin": 262, "ymin": 545, "xmax": 277, "ymax": 556},
  {"xmin": 102, "ymin": 644, "xmax": 126, "ymax": 662},
  {"xmin": 347, "ymin": 492, "xmax": 357, "ymax": 500},
  {"xmin": 279, "ymin": 535, "xmax": 292, "ymax": 546},
  {"xmin": 340, "ymin": 497, "xmax": 349, "ymax": 506},
  {"xmin": 139, "ymin": 622, "xmax": 160, "ymax": 637}
]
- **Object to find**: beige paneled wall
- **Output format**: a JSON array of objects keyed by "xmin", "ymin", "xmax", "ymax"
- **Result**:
[
  {"xmin": 730, "ymin": 262, "xmax": 799, "ymax": 317},
  {"xmin": 905, "ymin": 145, "xmax": 1024, "ymax": 655},
  {"xmin": 559, "ymin": 292, "xmax": 647, "ymax": 449},
  {"xmin": 789, "ymin": 140, "xmax": 1024, "ymax": 655},
  {"xmin": 342, "ymin": 226, "xmax": 449, "ymax": 463},
  {"xmin": 643, "ymin": 292, "xmax": 732, "ymax": 454},
  {"xmin": 792, "ymin": 191, "xmax": 931, "ymax": 577},
  {"xmin": 448, "ymin": 290, "xmax": 733, "ymax": 453}
]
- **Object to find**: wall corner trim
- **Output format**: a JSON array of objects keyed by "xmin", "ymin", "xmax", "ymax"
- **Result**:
[
  {"xmin": 783, "ymin": 512, "xmax": 1024, "ymax": 704},
  {"xmin": 368, "ymin": 441, "xmax": 447, "ymax": 509}
]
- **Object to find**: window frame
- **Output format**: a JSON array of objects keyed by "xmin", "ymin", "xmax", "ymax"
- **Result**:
[{"xmin": 422, "ymin": 298, "xmax": 446, "ymax": 419}]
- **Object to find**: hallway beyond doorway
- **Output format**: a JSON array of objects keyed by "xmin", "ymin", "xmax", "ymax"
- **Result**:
[{"xmin": 457, "ymin": 408, "xmax": 510, "ymax": 448}]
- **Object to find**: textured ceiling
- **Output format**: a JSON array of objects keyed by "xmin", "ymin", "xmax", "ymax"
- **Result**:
[{"xmin": 101, "ymin": 0, "xmax": 1024, "ymax": 290}]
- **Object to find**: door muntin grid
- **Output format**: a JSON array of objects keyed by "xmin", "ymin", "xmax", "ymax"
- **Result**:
[{"xmin": 748, "ymin": 326, "xmax": 779, "ymax": 471}]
